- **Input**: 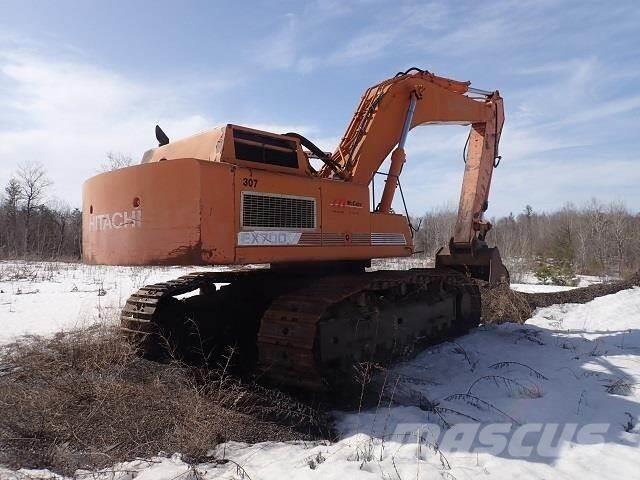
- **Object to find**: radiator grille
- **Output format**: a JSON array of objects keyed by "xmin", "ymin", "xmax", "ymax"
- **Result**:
[{"xmin": 242, "ymin": 192, "xmax": 316, "ymax": 229}]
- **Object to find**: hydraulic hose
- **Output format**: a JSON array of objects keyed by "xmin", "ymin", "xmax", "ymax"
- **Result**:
[{"xmin": 283, "ymin": 132, "xmax": 343, "ymax": 176}]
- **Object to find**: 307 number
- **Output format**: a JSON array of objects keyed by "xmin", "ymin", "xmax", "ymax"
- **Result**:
[{"xmin": 242, "ymin": 177, "xmax": 258, "ymax": 188}]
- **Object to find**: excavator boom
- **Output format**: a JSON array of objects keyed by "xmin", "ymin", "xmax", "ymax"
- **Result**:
[{"xmin": 324, "ymin": 67, "xmax": 508, "ymax": 283}]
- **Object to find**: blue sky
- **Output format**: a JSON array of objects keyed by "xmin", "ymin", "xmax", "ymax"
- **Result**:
[{"xmin": 0, "ymin": 0, "xmax": 639, "ymax": 217}]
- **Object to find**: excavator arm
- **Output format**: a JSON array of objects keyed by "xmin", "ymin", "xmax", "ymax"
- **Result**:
[{"xmin": 324, "ymin": 68, "xmax": 508, "ymax": 283}]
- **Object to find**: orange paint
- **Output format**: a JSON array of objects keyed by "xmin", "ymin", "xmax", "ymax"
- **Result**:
[{"xmin": 83, "ymin": 69, "xmax": 504, "ymax": 275}]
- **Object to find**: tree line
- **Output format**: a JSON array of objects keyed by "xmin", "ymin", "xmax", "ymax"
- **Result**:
[
  {"xmin": 0, "ymin": 154, "xmax": 132, "ymax": 260},
  {"xmin": 415, "ymin": 201, "xmax": 640, "ymax": 280},
  {"xmin": 1, "ymin": 162, "xmax": 81, "ymax": 260},
  {"xmin": 1, "ymin": 159, "xmax": 639, "ymax": 280}
]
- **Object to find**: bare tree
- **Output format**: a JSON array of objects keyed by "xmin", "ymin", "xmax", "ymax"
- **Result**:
[
  {"xmin": 1, "ymin": 166, "xmax": 82, "ymax": 260},
  {"xmin": 101, "ymin": 151, "xmax": 133, "ymax": 172},
  {"xmin": 608, "ymin": 201, "xmax": 631, "ymax": 277},
  {"xmin": 417, "ymin": 199, "xmax": 640, "ymax": 279},
  {"xmin": 17, "ymin": 161, "xmax": 52, "ymax": 255},
  {"xmin": 584, "ymin": 198, "xmax": 610, "ymax": 276},
  {"xmin": 415, "ymin": 204, "xmax": 457, "ymax": 257}
]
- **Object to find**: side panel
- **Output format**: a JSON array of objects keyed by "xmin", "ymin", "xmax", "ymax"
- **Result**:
[
  {"xmin": 369, "ymin": 212, "xmax": 413, "ymax": 250},
  {"xmin": 83, "ymin": 159, "xmax": 413, "ymax": 266},
  {"xmin": 232, "ymin": 167, "xmax": 412, "ymax": 263},
  {"xmin": 321, "ymin": 179, "xmax": 370, "ymax": 244},
  {"xmin": 200, "ymin": 163, "xmax": 236, "ymax": 263},
  {"xmin": 83, "ymin": 159, "xmax": 235, "ymax": 265}
]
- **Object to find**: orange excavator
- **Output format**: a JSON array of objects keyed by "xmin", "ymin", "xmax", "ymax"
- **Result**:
[{"xmin": 83, "ymin": 68, "xmax": 508, "ymax": 390}]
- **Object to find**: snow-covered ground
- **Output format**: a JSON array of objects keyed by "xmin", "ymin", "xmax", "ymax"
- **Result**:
[
  {"xmin": 0, "ymin": 260, "xmax": 581, "ymax": 343},
  {"xmin": 514, "ymin": 273, "xmax": 608, "ymax": 291},
  {"xmin": 511, "ymin": 283, "xmax": 575, "ymax": 293},
  {"xmin": 1, "ymin": 262, "xmax": 639, "ymax": 480},
  {"xmin": 0, "ymin": 261, "xmax": 223, "ymax": 343}
]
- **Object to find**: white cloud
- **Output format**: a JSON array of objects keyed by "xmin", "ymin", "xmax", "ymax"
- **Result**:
[
  {"xmin": 499, "ymin": 124, "xmax": 590, "ymax": 160},
  {"xmin": 257, "ymin": 15, "xmax": 396, "ymax": 72},
  {"xmin": 0, "ymin": 42, "xmax": 326, "ymax": 207},
  {"xmin": 327, "ymin": 32, "xmax": 395, "ymax": 64},
  {"xmin": 399, "ymin": 1, "xmax": 449, "ymax": 29},
  {"xmin": 312, "ymin": 135, "xmax": 341, "ymax": 153},
  {"xmin": 242, "ymin": 123, "xmax": 316, "ymax": 136},
  {"xmin": 256, "ymin": 1, "xmax": 447, "ymax": 73},
  {"xmin": 312, "ymin": 0, "xmax": 353, "ymax": 18},
  {"xmin": 553, "ymin": 95, "xmax": 640, "ymax": 127},
  {"xmin": 491, "ymin": 156, "xmax": 640, "ymax": 215},
  {"xmin": 0, "ymin": 48, "xmax": 217, "ymax": 206},
  {"xmin": 255, "ymin": 14, "xmax": 298, "ymax": 71}
]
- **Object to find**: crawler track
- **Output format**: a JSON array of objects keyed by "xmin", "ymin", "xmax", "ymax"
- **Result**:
[{"xmin": 121, "ymin": 268, "xmax": 481, "ymax": 390}]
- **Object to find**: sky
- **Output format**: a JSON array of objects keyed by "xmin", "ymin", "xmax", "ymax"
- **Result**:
[{"xmin": 0, "ymin": 0, "xmax": 639, "ymax": 217}]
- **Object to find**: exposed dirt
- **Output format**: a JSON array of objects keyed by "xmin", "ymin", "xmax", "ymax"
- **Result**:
[
  {"xmin": 480, "ymin": 272, "xmax": 640, "ymax": 324},
  {"xmin": 0, "ymin": 326, "xmax": 330, "ymax": 476}
]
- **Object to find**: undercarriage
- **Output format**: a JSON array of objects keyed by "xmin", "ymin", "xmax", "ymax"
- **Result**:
[{"xmin": 120, "ymin": 266, "xmax": 481, "ymax": 391}]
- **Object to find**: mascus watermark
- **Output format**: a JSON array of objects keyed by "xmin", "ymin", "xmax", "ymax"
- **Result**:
[{"xmin": 392, "ymin": 422, "xmax": 620, "ymax": 458}]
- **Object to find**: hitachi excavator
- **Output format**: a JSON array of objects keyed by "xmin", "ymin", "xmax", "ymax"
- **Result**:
[{"xmin": 83, "ymin": 68, "xmax": 509, "ymax": 390}]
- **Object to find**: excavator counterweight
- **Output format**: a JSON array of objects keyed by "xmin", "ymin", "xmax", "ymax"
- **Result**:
[{"xmin": 83, "ymin": 68, "xmax": 508, "ymax": 390}]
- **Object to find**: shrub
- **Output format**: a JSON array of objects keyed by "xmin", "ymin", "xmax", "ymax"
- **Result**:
[{"xmin": 534, "ymin": 260, "xmax": 577, "ymax": 286}]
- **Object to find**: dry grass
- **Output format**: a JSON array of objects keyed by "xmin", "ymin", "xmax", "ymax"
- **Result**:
[
  {"xmin": 480, "ymin": 282, "xmax": 533, "ymax": 324},
  {"xmin": 480, "ymin": 271, "xmax": 640, "ymax": 324},
  {"xmin": 0, "ymin": 325, "xmax": 329, "ymax": 476}
]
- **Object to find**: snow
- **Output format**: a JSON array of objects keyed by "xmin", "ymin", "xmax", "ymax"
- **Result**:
[
  {"xmin": 515, "ymin": 273, "xmax": 607, "ymax": 288},
  {"xmin": 511, "ymin": 283, "xmax": 576, "ymax": 293},
  {"xmin": 1, "ymin": 262, "xmax": 639, "ymax": 479},
  {"xmin": 0, "ymin": 261, "xmax": 222, "ymax": 343}
]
